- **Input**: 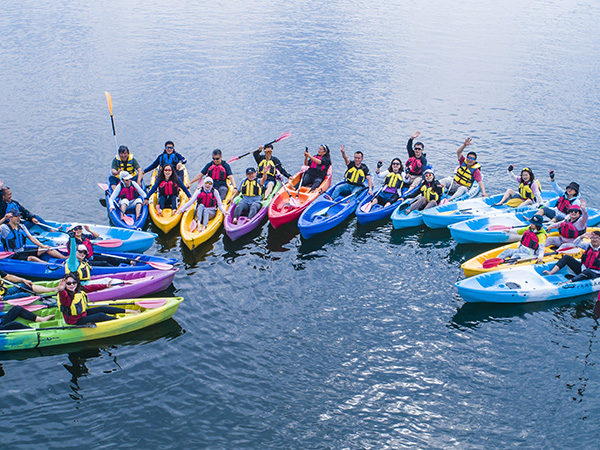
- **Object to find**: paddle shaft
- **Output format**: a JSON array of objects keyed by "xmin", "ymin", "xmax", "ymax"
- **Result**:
[
  {"xmin": 1, "ymin": 279, "xmax": 55, "ymax": 300},
  {"xmin": 227, "ymin": 132, "xmax": 291, "ymax": 163},
  {"xmin": 105, "ymin": 91, "xmax": 118, "ymax": 152},
  {"xmin": 315, "ymin": 191, "xmax": 359, "ymax": 216}
]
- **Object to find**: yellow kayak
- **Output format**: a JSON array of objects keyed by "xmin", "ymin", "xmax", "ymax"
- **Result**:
[
  {"xmin": 180, "ymin": 181, "xmax": 234, "ymax": 250},
  {"xmin": 460, "ymin": 228, "xmax": 600, "ymax": 277},
  {"xmin": 148, "ymin": 167, "xmax": 190, "ymax": 234}
]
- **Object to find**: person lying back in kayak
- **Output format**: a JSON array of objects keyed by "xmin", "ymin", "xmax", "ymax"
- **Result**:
[
  {"xmin": 497, "ymin": 215, "xmax": 547, "ymax": 263},
  {"xmin": 1, "ymin": 269, "xmax": 57, "ymax": 301},
  {"xmin": 405, "ymin": 131, "xmax": 428, "ymax": 190},
  {"xmin": 330, "ymin": 146, "xmax": 373, "ymax": 199},
  {"xmin": 0, "ymin": 306, "xmax": 54, "ymax": 331},
  {"xmin": 57, "ymin": 273, "xmax": 131, "ymax": 326},
  {"xmin": 109, "ymin": 145, "xmax": 143, "ymax": 190},
  {"xmin": 545, "ymin": 202, "xmax": 588, "ymax": 248},
  {"xmin": 405, "ymin": 167, "xmax": 445, "ymax": 213},
  {"xmin": 535, "ymin": 172, "xmax": 580, "ymax": 222},
  {"xmin": 144, "ymin": 164, "xmax": 191, "ymax": 216},
  {"xmin": 254, "ymin": 144, "xmax": 291, "ymax": 198},
  {"xmin": 230, "ymin": 168, "xmax": 263, "ymax": 225},
  {"xmin": 439, "ymin": 137, "xmax": 489, "ymax": 200},
  {"xmin": 0, "ymin": 211, "xmax": 65, "ymax": 262},
  {"xmin": 493, "ymin": 166, "xmax": 543, "ymax": 207},
  {"xmin": 176, "ymin": 177, "xmax": 227, "ymax": 232},
  {"xmin": 543, "ymin": 230, "xmax": 600, "ymax": 282},
  {"xmin": 143, "ymin": 140, "xmax": 187, "ymax": 182},
  {"xmin": 0, "ymin": 181, "xmax": 44, "ymax": 227},
  {"xmin": 297, "ymin": 145, "xmax": 332, "ymax": 191},
  {"xmin": 188, "ymin": 149, "xmax": 235, "ymax": 200},
  {"xmin": 109, "ymin": 171, "xmax": 147, "ymax": 222},
  {"xmin": 363, "ymin": 158, "xmax": 408, "ymax": 210}
]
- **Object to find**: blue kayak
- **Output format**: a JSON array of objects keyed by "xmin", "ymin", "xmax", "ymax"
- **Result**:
[
  {"xmin": 104, "ymin": 176, "xmax": 149, "ymax": 230},
  {"xmin": 391, "ymin": 207, "xmax": 425, "ymax": 229},
  {"xmin": 28, "ymin": 220, "xmax": 157, "ymax": 253},
  {"xmin": 449, "ymin": 208, "xmax": 600, "ymax": 244},
  {"xmin": 455, "ymin": 262, "xmax": 600, "ymax": 303},
  {"xmin": 355, "ymin": 186, "xmax": 420, "ymax": 225},
  {"xmin": 0, "ymin": 251, "xmax": 176, "ymax": 280},
  {"xmin": 298, "ymin": 181, "xmax": 369, "ymax": 239}
]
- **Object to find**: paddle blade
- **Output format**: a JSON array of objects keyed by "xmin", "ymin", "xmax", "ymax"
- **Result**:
[
  {"xmin": 93, "ymin": 239, "xmax": 123, "ymax": 248},
  {"xmin": 136, "ymin": 299, "xmax": 168, "ymax": 309},
  {"xmin": 557, "ymin": 246, "xmax": 578, "ymax": 254},
  {"xmin": 361, "ymin": 202, "xmax": 373, "ymax": 213},
  {"xmin": 0, "ymin": 251, "xmax": 15, "ymax": 259},
  {"xmin": 23, "ymin": 304, "xmax": 47, "ymax": 312},
  {"xmin": 482, "ymin": 257, "xmax": 504, "ymax": 269},
  {"xmin": 105, "ymin": 91, "xmax": 113, "ymax": 115},
  {"xmin": 147, "ymin": 261, "xmax": 174, "ymax": 270},
  {"xmin": 190, "ymin": 219, "xmax": 197, "ymax": 232},
  {"xmin": 7, "ymin": 296, "xmax": 39, "ymax": 306},
  {"xmin": 227, "ymin": 156, "xmax": 239, "ymax": 164},
  {"xmin": 123, "ymin": 215, "xmax": 134, "ymax": 226},
  {"xmin": 288, "ymin": 197, "xmax": 300, "ymax": 208},
  {"xmin": 97, "ymin": 182, "xmax": 109, "ymax": 191},
  {"xmin": 275, "ymin": 132, "xmax": 291, "ymax": 142},
  {"xmin": 506, "ymin": 198, "xmax": 524, "ymax": 207},
  {"xmin": 488, "ymin": 225, "xmax": 513, "ymax": 231}
]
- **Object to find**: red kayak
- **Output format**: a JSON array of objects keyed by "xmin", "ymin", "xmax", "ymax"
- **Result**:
[{"xmin": 268, "ymin": 166, "xmax": 333, "ymax": 229}]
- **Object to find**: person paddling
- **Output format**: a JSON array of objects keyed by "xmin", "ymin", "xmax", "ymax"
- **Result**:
[
  {"xmin": 109, "ymin": 145, "xmax": 143, "ymax": 190},
  {"xmin": 0, "ymin": 211, "xmax": 65, "ymax": 262},
  {"xmin": 109, "ymin": 171, "xmax": 147, "ymax": 222},
  {"xmin": 144, "ymin": 140, "xmax": 187, "ymax": 182},
  {"xmin": 253, "ymin": 144, "xmax": 291, "ymax": 197},
  {"xmin": 493, "ymin": 166, "xmax": 543, "ymax": 207},
  {"xmin": 176, "ymin": 177, "xmax": 227, "ymax": 232},
  {"xmin": 543, "ymin": 230, "xmax": 600, "ymax": 282},
  {"xmin": 439, "ymin": 137, "xmax": 488, "ymax": 200},
  {"xmin": 144, "ymin": 164, "xmax": 191, "ymax": 216},
  {"xmin": 497, "ymin": 215, "xmax": 547, "ymax": 263}
]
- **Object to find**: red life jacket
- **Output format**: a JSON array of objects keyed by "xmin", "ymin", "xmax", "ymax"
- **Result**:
[
  {"xmin": 582, "ymin": 247, "xmax": 600, "ymax": 270},
  {"xmin": 196, "ymin": 189, "xmax": 217, "ymax": 207},
  {"xmin": 556, "ymin": 195, "xmax": 573, "ymax": 214},
  {"xmin": 405, "ymin": 157, "xmax": 423, "ymax": 175},
  {"xmin": 310, "ymin": 156, "xmax": 327, "ymax": 171},
  {"xmin": 558, "ymin": 220, "xmax": 581, "ymax": 239},
  {"xmin": 207, "ymin": 164, "xmax": 227, "ymax": 182},
  {"xmin": 521, "ymin": 229, "xmax": 541, "ymax": 251},
  {"xmin": 159, "ymin": 180, "xmax": 178, "ymax": 197},
  {"xmin": 119, "ymin": 184, "xmax": 138, "ymax": 201}
]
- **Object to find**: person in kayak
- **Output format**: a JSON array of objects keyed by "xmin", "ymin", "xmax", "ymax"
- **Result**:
[
  {"xmin": 144, "ymin": 164, "xmax": 192, "ymax": 216},
  {"xmin": 143, "ymin": 140, "xmax": 187, "ymax": 182},
  {"xmin": 109, "ymin": 171, "xmax": 147, "ymax": 222},
  {"xmin": 535, "ymin": 172, "xmax": 580, "ymax": 222},
  {"xmin": 404, "ymin": 167, "xmax": 445, "ymax": 213},
  {"xmin": 0, "ymin": 181, "xmax": 44, "ymax": 227},
  {"xmin": 64, "ymin": 229, "xmax": 123, "ymax": 268},
  {"xmin": 330, "ymin": 146, "xmax": 373, "ymax": 199},
  {"xmin": 0, "ymin": 306, "xmax": 54, "ymax": 331},
  {"xmin": 230, "ymin": 168, "xmax": 264, "ymax": 224},
  {"xmin": 545, "ymin": 202, "xmax": 588, "ymax": 248},
  {"xmin": 493, "ymin": 166, "xmax": 543, "ymax": 207},
  {"xmin": 363, "ymin": 158, "xmax": 408, "ymax": 210},
  {"xmin": 439, "ymin": 137, "xmax": 489, "ymax": 200},
  {"xmin": 253, "ymin": 144, "xmax": 291, "ymax": 197},
  {"xmin": 0, "ymin": 211, "xmax": 65, "ymax": 262},
  {"xmin": 188, "ymin": 149, "xmax": 235, "ymax": 200},
  {"xmin": 176, "ymin": 177, "xmax": 227, "ymax": 232},
  {"xmin": 109, "ymin": 145, "xmax": 143, "ymax": 190},
  {"xmin": 497, "ymin": 215, "xmax": 547, "ymax": 263},
  {"xmin": 405, "ymin": 131, "xmax": 428, "ymax": 189},
  {"xmin": 57, "ymin": 273, "xmax": 131, "ymax": 326},
  {"xmin": 543, "ymin": 230, "xmax": 600, "ymax": 282},
  {"xmin": 297, "ymin": 145, "xmax": 332, "ymax": 191},
  {"xmin": 1, "ymin": 269, "xmax": 57, "ymax": 301}
]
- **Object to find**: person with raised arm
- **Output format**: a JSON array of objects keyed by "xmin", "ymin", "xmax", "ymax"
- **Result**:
[{"xmin": 439, "ymin": 137, "xmax": 488, "ymax": 200}]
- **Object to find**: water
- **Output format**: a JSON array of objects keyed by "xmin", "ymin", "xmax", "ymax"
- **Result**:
[{"xmin": 1, "ymin": 0, "xmax": 600, "ymax": 448}]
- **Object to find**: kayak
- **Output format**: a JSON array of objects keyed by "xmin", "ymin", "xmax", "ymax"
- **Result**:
[
  {"xmin": 298, "ymin": 181, "xmax": 369, "ymax": 239},
  {"xmin": 268, "ymin": 166, "xmax": 333, "ymax": 229},
  {"xmin": 355, "ymin": 186, "xmax": 420, "ymax": 225},
  {"xmin": 224, "ymin": 181, "xmax": 282, "ymax": 241},
  {"xmin": 421, "ymin": 192, "xmax": 558, "ymax": 229},
  {"xmin": 180, "ymin": 181, "xmax": 234, "ymax": 250},
  {"xmin": 0, "ymin": 297, "xmax": 183, "ymax": 351},
  {"xmin": 450, "ymin": 208, "xmax": 600, "ymax": 244},
  {"xmin": 1, "ymin": 269, "xmax": 178, "ymax": 311},
  {"xmin": 455, "ymin": 263, "xmax": 600, "ymax": 304},
  {"xmin": 148, "ymin": 167, "xmax": 190, "ymax": 234},
  {"xmin": 0, "ymin": 251, "xmax": 177, "ymax": 280},
  {"xmin": 28, "ymin": 220, "xmax": 157, "ymax": 253},
  {"xmin": 104, "ymin": 176, "xmax": 149, "ymax": 230}
]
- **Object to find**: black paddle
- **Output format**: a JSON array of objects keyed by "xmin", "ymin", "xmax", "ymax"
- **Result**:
[{"xmin": 227, "ymin": 132, "xmax": 291, "ymax": 163}]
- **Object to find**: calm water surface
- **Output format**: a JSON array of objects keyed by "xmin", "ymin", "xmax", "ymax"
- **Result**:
[{"xmin": 1, "ymin": 0, "xmax": 600, "ymax": 448}]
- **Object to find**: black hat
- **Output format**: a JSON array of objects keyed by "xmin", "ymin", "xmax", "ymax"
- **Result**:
[
  {"xmin": 9, "ymin": 210, "xmax": 22, "ymax": 217},
  {"xmin": 246, "ymin": 167, "xmax": 256, "ymax": 174},
  {"xmin": 529, "ymin": 215, "xmax": 544, "ymax": 227},
  {"xmin": 566, "ymin": 182, "xmax": 579, "ymax": 194}
]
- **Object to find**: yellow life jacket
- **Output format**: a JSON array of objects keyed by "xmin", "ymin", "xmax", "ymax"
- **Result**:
[
  {"xmin": 421, "ymin": 183, "xmax": 442, "ymax": 203},
  {"xmin": 65, "ymin": 261, "xmax": 92, "ymax": 281},
  {"xmin": 258, "ymin": 159, "xmax": 277, "ymax": 177},
  {"xmin": 241, "ymin": 179, "xmax": 262, "ymax": 197},
  {"xmin": 384, "ymin": 172, "xmax": 404, "ymax": 189},
  {"xmin": 61, "ymin": 291, "xmax": 89, "ymax": 317},
  {"xmin": 345, "ymin": 165, "xmax": 367, "ymax": 185},
  {"xmin": 114, "ymin": 153, "xmax": 137, "ymax": 176},
  {"xmin": 0, "ymin": 279, "xmax": 6, "ymax": 296},
  {"xmin": 518, "ymin": 179, "xmax": 542, "ymax": 200},
  {"xmin": 454, "ymin": 161, "xmax": 481, "ymax": 187}
]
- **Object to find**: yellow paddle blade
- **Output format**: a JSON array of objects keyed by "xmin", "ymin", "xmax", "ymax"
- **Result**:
[
  {"xmin": 105, "ymin": 91, "xmax": 114, "ymax": 115},
  {"xmin": 506, "ymin": 198, "xmax": 524, "ymax": 208}
]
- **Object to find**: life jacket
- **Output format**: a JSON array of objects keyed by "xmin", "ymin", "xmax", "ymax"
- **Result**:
[
  {"xmin": 65, "ymin": 261, "xmax": 92, "ymax": 281},
  {"xmin": 159, "ymin": 152, "xmax": 180, "ymax": 167},
  {"xmin": 1, "ymin": 225, "xmax": 26, "ymax": 251},
  {"xmin": 520, "ymin": 228, "xmax": 546, "ymax": 251},
  {"xmin": 558, "ymin": 220, "xmax": 582, "ymax": 239},
  {"xmin": 405, "ymin": 157, "xmax": 423, "ymax": 175},
  {"xmin": 518, "ymin": 179, "xmax": 542, "ymax": 200},
  {"xmin": 241, "ymin": 179, "xmax": 262, "ymax": 197},
  {"xmin": 384, "ymin": 172, "xmax": 404, "ymax": 189},
  {"xmin": 5, "ymin": 203, "xmax": 20, "ymax": 216},
  {"xmin": 453, "ymin": 161, "xmax": 481, "ymax": 188},
  {"xmin": 114, "ymin": 153, "xmax": 137, "ymax": 176},
  {"xmin": 0, "ymin": 279, "xmax": 6, "ymax": 296},
  {"xmin": 196, "ymin": 189, "xmax": 217, "ymax": 207},
  {"xmin": 60, "ymin": 291, "xmax": 89, "ymax": 317},
  {"xmin": 159, "ymin": 180, "xmax": 178, "ymax": 197},
  {"xmin": 119, "ymin": 183, "xmax": 138, "ymax": 201},
  {"xmin": 557, "ymin": 195, "xmax": 578, "ymax": 214},
  {"xmin": 258, "ymin": 159, "xmax": 277, "ymax": 178},
  {"xmin": 420, "ymin": 181, "xmax": 443, "ymax": 203},
  {"xmin": 309, "ymin": 156, "xmax": 328, "ymax": 172},
  {"xmin": 582, "ymin": 247, "xmax": 600, "ymax": 271},
  {"xmin": 345, "ymin": 165, "xmax": 367, "ymax": 186},
  {"xmin": 206, "ymin": 164, "xmax": 227, "ymax": 182}
]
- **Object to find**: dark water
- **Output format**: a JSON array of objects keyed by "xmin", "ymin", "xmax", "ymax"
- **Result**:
[{"xmin": 2, "ymin": 0, "xmax": 600, "ymax": 448}]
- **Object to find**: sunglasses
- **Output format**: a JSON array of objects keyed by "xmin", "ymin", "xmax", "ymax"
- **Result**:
[
  {"xmin": 164, "ymin": 168, "xmax": 173, "ymax": 172},
  {"xmin": 466, "ymin": 156, "xmax": 476, "ymax": 161},
  {"xmin": 212, "ymin": 157, "xmax": 221, "ymax": 161},
  {"xmin": 165, "ymin": 146, "xmax": 174, "ymax": 149},
  {"xmin": 65, "ymin": 281, "xmax": 77, "ymax": 286},
  {"xmin": 414, "ymin": 147, "xmax": 423, "ymax": 151}
]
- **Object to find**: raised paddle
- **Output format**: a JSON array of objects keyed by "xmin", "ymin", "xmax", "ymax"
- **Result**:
[
  {"xmin": 227, "ymin": 132, "xmax": 291, "ymax": 163},
  {"xmin": 105, "ymin": 91, "xmax": 118, "ymax": 152},
  {"xmin": 482, "ymin": 246, "xmax": 578, "ymax": 269},
  {"xmin": 93, "ymin": 252, "xmax": 174, "ymax": 270},
  {"xmin": 98, "ymin": 182, "xmax": 109, "ymax": 191},
  {"xmin": 314, "ymin": 191, "xmax": 360, "ymax": 217}
]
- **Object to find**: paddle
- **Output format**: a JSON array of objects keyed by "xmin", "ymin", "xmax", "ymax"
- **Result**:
[
  {"xmin": 438, "ymin": 208, "xmax": 473, "ymax": 215},
  {"xmin": 98, "ymin": 182, "xmax": 109, "ymax": 191},
  {"xmin": 487, "ymin": 221, "xmax": 549, "ymax": 232},
  {"xmin": 96, "ymin": 299, "xmax": 168, "ymax": 309},
  {"xmin": 105, "ymin": 91, "xmax": 118, "ymax": 152},
  {"xmin": 360, "ymin": 186, "xmax": 384, "ymax": 213},
  {"xmin": 482, "ymin": 246, "xmax": 578, "ymax": 269},
  {"xmin": 227, "ymin": 132, "xmax": 291, "ymax": 163},
  {"xmin": 34, "ymin": 222, "xmax": 61, "ymax": 232},
  {"xmin": 506, "ymin": 197, "xmax": 524, "ymax": 208},
  {"xmin": 281, "ymin": 182, "xmax": 300, "ymax": 208},
  {"xmin": 93, "ymin": 252, "xmax": 173, "ymax": 270},
  {"xmin": 1, "ymin": 279, "xmax": 56, "ymax": 301},
  {"xmin": 313, "ymin": 192, "xmax": 360, "ymax": 217}
]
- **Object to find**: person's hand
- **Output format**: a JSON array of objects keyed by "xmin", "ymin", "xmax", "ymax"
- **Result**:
[
  {"xmin": 174, "ymin": 209, "xmax": 181, "ymax": 216},
  {"xmin": 304, "ymin": 148, "xmax": 310, "ymax": 158},
  {"xmin": 411, "ymin": 131, "xmax": 421, "ymax": 139},
  {"xmin": 22, "ymin": 279, "xmax": 33, "ymax": 288},
  {"xmin": 258, "ymin": 146, "xmax": 264, "ymax": 152},
  {"xmin": 340, "ymin": 145, "xmax": 346, "ymax": 154},
  {"xmin": 109, "ymin": 207, "xmax": 114, "ymax": 212},
  {"xmin": 543, "ymin": 270, "xmax": 550, "ymax": 275},
  {"xmin": 32, "ymin": 218, "xmax": 39, "ymax": 224},
  {"xmin": 368, "ymin": 189, "xmax": 373, "ymax": 196},
  {"xmin": 143, "ymin": 199, "xmax": 149, "ymax": 206},
  {"xmin": 58, "ymin": 279, "xmax": 67, "ymax": 291},
  {"xmin": 481, "ymin": 193, "xmax": 488, "ymax": 198},
  {"xmin": 463, "ymin": 137, "xmax": 472, "ymax": 147},
  {"xmin": 581, "ymin": 198, "xmax": 587, "ymax": 209},
  {"xmin": 376, "ymin": 160, "xmax": 383, "ymax": 169},
  {"xmin": 507, "ymin": 165, "xmax": 514, "ymax": 172},
  {"xmin": 549, "ymin": 169, "xmax": 555, "ymax": 180},
  {"xmin": 536, "ymin": 257, "xmax": 544, "ymax": 264},
  {"xmin": 176, "ymin": 162, "xmax": 183, "ymax": 171}
]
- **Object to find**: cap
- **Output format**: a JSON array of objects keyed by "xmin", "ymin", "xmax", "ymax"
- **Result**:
[
  {"xmin": 566, "ymin": 182, "xmax": 580, "ymax": 193},
  {"xmin": 69, "ymin": 224, "xmax": 83, "ymax": 231},
  {"xmin": 246, "ymin": 167, "xmax": 257, "ymax": 174},
  {"xmin": 9, "ymin": 210, "xmax": 22, "ymax": 217},
  {"xmin": 120, "ymin": 171, "xmax": 133, "ymax": 181},
  {"xmin": 76, "ymin": 244, "xmax": 88, "ymax": 253},
  {"xmin": 568, "ymin": 205, "xmax": 582, "ymax": 213},
  {"xmin": 529, "ymin": 215, "xmax": 544, "ymax": 227},
  {"xmin": 423, "ymin": 168, "xmax": 435, "ymax": 176},
  {"xmin": 204, "ymin": 177, "xmax": 214, "ymax": 186}
]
